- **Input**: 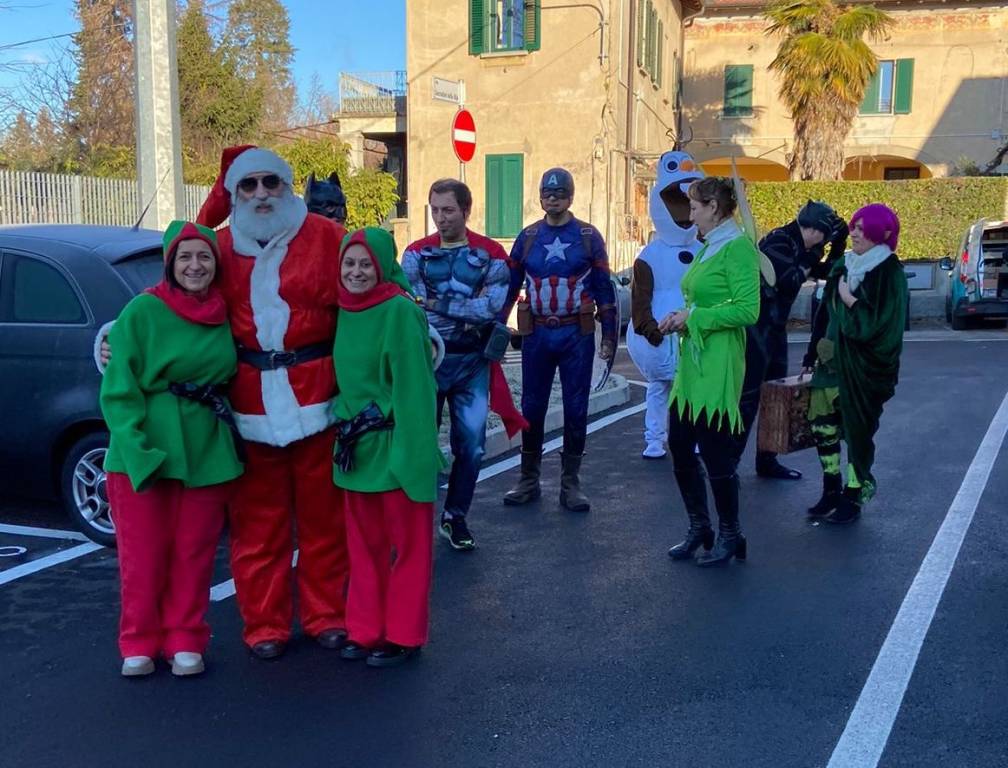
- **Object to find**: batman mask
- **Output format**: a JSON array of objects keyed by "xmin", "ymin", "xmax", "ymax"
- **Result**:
[{"xmin": 304, "ymin": 171, "xmax": 348, "ymax": 223}]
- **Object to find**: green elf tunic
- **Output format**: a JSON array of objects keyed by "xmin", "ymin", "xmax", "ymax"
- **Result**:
[
  {"xmin": 671, "ymin": 219, "xmax": 760, "ymax": 432},
  {"xmin": 331, "ymin": 229, "xmax": 441, "ymax": 503},
  {"xmin": 100, "ymin": 293, "xmax": 244, "ymax": 492},
  {"xmin": 810, "ymin": 248, "xmax": 907, "ymax": 500}
]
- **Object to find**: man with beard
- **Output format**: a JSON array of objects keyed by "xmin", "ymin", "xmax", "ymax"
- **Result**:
[
  {"xmin": 195, "ymin": 146, "xmax": 350, "ymax": 659},
  {"xmin": 401, "ymin": 179, "xmax": 521, "ymax": 552},
  {"xmin": 103, "ymin": 145, "xmax": 350, "ymax": 659}
]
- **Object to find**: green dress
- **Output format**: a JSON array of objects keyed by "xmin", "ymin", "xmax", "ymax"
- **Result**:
[
  {"xmin": 330, "ymin": 229, "xmax": 441, "ymax": 504},
  {"xmin": 100, "ymin": 294, "xmax": 244, "ymax": 492},
  {"xmin": 670, "ymin": 225, "xmax": 760, "ymax": 432},
  {"xmin": 810, "ymin": 253, "xmax": 908, "ymax": 499}
]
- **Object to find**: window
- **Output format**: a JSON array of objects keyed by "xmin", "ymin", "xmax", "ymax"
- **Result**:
[
  {"xmin": 636, "ymin": 1, "xmax": 664, "ymax": 85},
  {"xmin": 112, "ymin": 250, "xmax": 164, "ymax": 292},
  {"xmin": 723, "ymin": 64, "xmax": 753, "ymax": 117},
  {"xmin": 860, "ymin": 59, "xmax": 914, "ymax": 115},
  {"xmin": 469, "ymin": 0, "xmax": 540, "ymax": 55},
  {"xmin": 2, "ymin": 255, "xmax": 86, "ymax": 324},
  {"xmin": 884, "ymin": 167, "xmax": 921, "ymax": 180},
  {"xmin": 485, "ymin": 154, "xmax": 524, "ymax": 238}
]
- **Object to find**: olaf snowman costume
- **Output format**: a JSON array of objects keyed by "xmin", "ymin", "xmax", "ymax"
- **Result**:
[{"xmin": 627, "ymin": 151, "xmax": 705, "ymax": 459}]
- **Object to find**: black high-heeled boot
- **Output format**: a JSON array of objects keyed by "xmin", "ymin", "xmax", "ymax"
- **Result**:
[
  {"xmin": 808, "ymin": 473, "xmax": 842, "ymax": 519},
  {"xmin": 668, "ymin": 468, "xmax": 714, "ymax": 560},
  {"xmin": 696, "ymin": 474, "xmax": 747, "ymax": 566}
]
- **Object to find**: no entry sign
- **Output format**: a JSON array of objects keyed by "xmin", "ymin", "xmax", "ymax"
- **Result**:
[{"xmin": 452, "ymin": 109, "xmax": 476, "ymax": 163}]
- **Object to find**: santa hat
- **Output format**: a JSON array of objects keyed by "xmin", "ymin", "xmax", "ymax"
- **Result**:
[{"xmin": 196, "ymin": 145, "xmax": 295, "ymax": 229}]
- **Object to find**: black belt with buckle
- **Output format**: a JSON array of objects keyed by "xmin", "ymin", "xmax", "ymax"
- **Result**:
[{"xmin": 237, "ymin": 342, "xmax": 331, "ymax": 370}]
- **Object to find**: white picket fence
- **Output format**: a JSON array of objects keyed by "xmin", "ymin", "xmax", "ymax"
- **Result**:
[{"xmin": 0, "ymin": 170, "xmax": 211, "ymax": 227}]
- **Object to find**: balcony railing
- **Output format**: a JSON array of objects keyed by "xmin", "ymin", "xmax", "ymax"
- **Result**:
[{"xmin": 338, "ymin": 71, "xmax": 407, "ymax": 116}]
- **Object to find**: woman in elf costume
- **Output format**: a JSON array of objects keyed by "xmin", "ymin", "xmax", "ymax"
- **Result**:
[
  {"xmin": 804, "ymin": 204, "xmax": 907, "ymax": 524},
  {"xmin": 659, "ymin": 177, "xmax": 760, "ymax": 566},
  {"xmin": 331, "ymin": 227, "xmax": 441, "ymax": 668},
  {"xmin": 100, "ymin": 221, "xmax": 244, "ymax": 677}
]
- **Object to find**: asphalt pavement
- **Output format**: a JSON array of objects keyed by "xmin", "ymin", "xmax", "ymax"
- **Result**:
[{"xmin": 1, "ymin": 333, "xmax": 1006, "ymax": 768}]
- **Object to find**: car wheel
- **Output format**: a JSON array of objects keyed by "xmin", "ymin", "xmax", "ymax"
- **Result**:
[
  {"xmin": 60, "ymin": 432, "xmax": 116, "ymax": 548},
  {"xmin": 951, "ymin": 311, "xmax": 968, "ymax": 331}
]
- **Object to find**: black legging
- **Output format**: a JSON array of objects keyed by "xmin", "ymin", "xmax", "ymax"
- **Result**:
[{"xmin": 668, "ymin": 406, "xmax": 739, "ymax": 480}]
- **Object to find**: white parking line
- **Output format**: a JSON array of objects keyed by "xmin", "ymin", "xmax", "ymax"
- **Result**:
[
  {"xmin": 0, "ymin": 542, "xmax": 103, "ymax": 586},
  {"xmin": 0, "ymin": 523, "xmax": 90, "ymax": 542},
  {"xmin": 827, "ymin": 388, "xmax": 1008, "ymax": 768}
]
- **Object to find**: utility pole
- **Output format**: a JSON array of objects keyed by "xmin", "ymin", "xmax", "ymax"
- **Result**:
[{"xmin": 133, "ymin": 0, "xmax": 183, "ymax": 229}]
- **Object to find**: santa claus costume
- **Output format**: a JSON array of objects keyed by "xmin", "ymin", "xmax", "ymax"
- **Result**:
[
  {"xmin": 626, "ymin": 151, "xmax": 705, "ymax": 459},
  {"xmin": 196, "ymin": 146, "xmax": 349, "ymax": 657}
]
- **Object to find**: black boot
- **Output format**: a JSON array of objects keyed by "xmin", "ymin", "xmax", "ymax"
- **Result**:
[
  {"xmin": 807, "ymin": 473, "xmax": 843, "ymax": 519},
  {"xmin": 824, "ymin": 487, "xmax": 861, "ymax": 524},
  {"xmin": 756, "ymin": 451, "xmax": 802, "ymax": 480},
  {"xmin": 696, "ymin": 474, "xmax": 747, "ymax": 566},
  {"xmin": 503, "ymin": 450, "xmax": 542, "ymax": 505},
  {"xmin": 559, "ymin": 452, "xmax": 590, "ymax": 512},
  {"xmin": 668, "ymin": 468, "xmax": 714, "ymax": 560}
]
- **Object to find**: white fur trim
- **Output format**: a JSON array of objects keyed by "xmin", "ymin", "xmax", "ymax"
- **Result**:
[
  {"xmin": 93, "ymin": 320, "xmax": 115, "ymax": 374},
  {"xmin": 234, "ymin": 399, "xmax": 337, "ymax": 448},
  {"xmin": 224, "ymin": 148, "xmax": 294, "ymax": 195}
]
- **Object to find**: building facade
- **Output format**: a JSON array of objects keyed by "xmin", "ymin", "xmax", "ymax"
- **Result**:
[
  {"xmin": 682, "ymin": 0, "xmax": 1008, "ymax": 181},
  {"xmin": 405, "ymin": 0, "xmax": 701, "ymax": 268}
]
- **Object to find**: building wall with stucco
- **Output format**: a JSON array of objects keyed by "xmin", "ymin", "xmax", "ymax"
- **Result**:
[
  {"xmin": 405, "ymin": 0, "xmax": 697, "ymax": 269},
  {"xmin": 682, "ymin": 0, "xmax": 1008, "ymax": 181}
]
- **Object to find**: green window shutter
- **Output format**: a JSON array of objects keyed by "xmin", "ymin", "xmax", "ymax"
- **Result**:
[
  {"xmin": 524, "ymin": 0, "xmax": 541, "ymax": 52},
  {"xmin": 723, "ymin": 64, "xmax": 753, "ymax": 116},
  {"xmin": 636, "ymin": 0, "xmax": 645, "ymax": 67},
  {"xmin": 894, "ymin": 58, "xmax": 914, "ymax": 114},
  {"xmin": 486, "ymin": 154, "xmax": 524, "ymax": 238},
  {"xmin": 646, "ymin": 5, "xmax": 656, "ymax": 76},
  {"xmin": 860, "ymin": 66, "xmax": 881, "ymax": 114},
  {"xmin": 470, "ymin": 0, "xmax": 485, "ymax": 55},
  {"xmin": 655, "ymin": 20, "xmax": 664, "ymax": 86}
]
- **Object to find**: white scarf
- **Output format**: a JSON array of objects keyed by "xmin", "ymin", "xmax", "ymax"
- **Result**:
[
  {"xmin": 698, "ymin": 218, "xmax": 743, "ymax": 263},
  {"xmin": 845, "ymin": 244, "xmax": 892, "ymax": 291}
]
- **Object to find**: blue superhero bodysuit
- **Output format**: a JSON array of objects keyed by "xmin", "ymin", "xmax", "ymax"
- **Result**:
[{"xmin": 504, "ymin": 217, "xmax": 617, "ymax": 456}]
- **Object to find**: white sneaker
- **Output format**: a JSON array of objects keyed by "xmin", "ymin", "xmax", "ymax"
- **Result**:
[
  {"xmin": 642, "ymin": 442, "xmax": 667, "ymax": 459},
  {"xmin": 170, "ymin": 652, "xmax": 205, "ymax": 677},
  {"xmin": 121, "ymin": 656, "xmax": 155, "ymax": 677}
]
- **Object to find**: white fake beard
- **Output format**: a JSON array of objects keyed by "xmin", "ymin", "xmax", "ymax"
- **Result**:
[{"xmin": 232, "ymin": 189, "xmax": 306, "ymax": 243}]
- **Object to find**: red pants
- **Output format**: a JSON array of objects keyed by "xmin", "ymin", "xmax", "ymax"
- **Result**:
[
  {"xmin": 344, "ymin": 489, "xmax": 433, "ymax": 648},
  {"xmin": 107, "ymin": 473, "xmax": 229, "ymax": 658},
  {"xmin": 229, "ymin": 427, "xmax": 349, "ymax": 646}
]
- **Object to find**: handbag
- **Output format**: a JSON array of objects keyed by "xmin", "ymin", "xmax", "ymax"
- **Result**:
[{"xmin": 756, "ymin": 374, "xmax": 814, "ymax": 454}]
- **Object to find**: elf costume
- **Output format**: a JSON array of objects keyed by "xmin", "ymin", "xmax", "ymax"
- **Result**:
[
  {"xmin": 331, "ymin": 228, "xmax": 441, "ymax": 666},
  {"xmin": 101, "ymin": 220, "xmax": 242, "ymax": 671},
  {"xmin": 667, "ymin": 217, "xmax": 760, "ymax": 566},
  {"xmin": 195, "ymin": 146, "xmax": 349, "ymax": 654},
  {"xmin": 805, "ymin": 204, "xmax": 907, "ymax": 523}
]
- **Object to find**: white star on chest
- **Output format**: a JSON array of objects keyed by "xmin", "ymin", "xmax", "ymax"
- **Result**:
[{"xmin": 543, "ymin": 236, "xmax": 572, "ymax": 264}]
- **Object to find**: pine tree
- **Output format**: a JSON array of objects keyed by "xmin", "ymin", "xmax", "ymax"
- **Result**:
[
  {"xmin": 224, "ymin": 0, "xmax": 296, "ymax": 130},
  {"xmin": 0, "ymin": 112, "xmax": 37, "ymax": 170}
]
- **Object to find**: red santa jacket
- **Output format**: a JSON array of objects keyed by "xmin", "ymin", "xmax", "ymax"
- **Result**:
[{"xmin": 217, "ymin": 211, "xmax": 346, "ymax": 447}]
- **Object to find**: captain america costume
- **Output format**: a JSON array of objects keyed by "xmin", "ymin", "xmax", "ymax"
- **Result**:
[{"xmin": 505, "ymin": 218, "xmax": 617, "ymax": 458}]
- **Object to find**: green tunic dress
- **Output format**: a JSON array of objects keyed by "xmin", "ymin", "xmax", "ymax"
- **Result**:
[
  {"xmin": 330, "ymin": 233, "xmax": 441, "ymax": 504},
  {"xmin": 100, "ymin": 293, "xmax": 244, "ymax": 492},
  {"xmin": 810, "ymin": 253, "xmax": 907, "ymax": 500},
  {"xmin": 670, "ymin": 225, "xmax": 760, "ymax": 432}
]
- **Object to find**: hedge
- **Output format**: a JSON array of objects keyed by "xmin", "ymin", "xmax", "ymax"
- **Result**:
[{"xmin": 745, "ymin": 177, "xmax": 1008, "ymax": 261}]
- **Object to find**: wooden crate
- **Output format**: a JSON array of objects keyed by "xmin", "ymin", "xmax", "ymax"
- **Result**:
[{"xmin": 756, "ymin": 375, "xmax": 815, "ymax": 455}]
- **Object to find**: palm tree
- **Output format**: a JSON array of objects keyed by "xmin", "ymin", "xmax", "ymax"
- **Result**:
[{"xmin": 765, "ymin": 0, "xmax": 893, "ymax": 180}]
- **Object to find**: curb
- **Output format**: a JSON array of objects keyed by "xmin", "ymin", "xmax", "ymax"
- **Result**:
[{"xmin": 479, "ymin": 374, "xmax": 631, "ymax": 461}]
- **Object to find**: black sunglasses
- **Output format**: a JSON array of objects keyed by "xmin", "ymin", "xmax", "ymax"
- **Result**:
[
  {"xmin": 237, "ymin": 174, "xmax": 283, "ymax": 194},
  {"xmin": 541, "ymin": 188, "xmax": 571, "ymax": 200}
]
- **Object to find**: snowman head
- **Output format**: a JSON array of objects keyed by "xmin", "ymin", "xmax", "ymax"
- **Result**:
[{"xmin": 650, "ymin": 151, "xmax": 705, "ymax": 245}]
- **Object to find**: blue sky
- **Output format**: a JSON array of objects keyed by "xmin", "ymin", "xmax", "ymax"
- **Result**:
[{"xmin": 0, "ymin": 0, "xmax": 406, "ymax": 97}]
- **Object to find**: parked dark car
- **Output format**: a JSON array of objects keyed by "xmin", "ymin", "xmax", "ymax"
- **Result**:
[{"xmin": 0, "ymin": 225, "xmax": 165, "ymax": 546}]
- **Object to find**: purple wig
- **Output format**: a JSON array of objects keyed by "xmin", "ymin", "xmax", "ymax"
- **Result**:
[{"xmin": 850, "ymin": 204, "xmax": 900, "ymax": 251}]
